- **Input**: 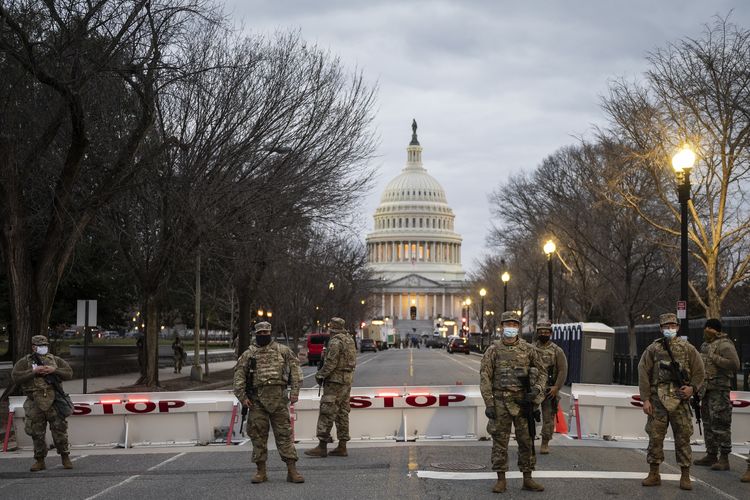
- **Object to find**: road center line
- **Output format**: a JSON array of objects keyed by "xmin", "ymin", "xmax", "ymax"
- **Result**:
[{"xmin": 85, "ymin": 452, "xmax": 186, "ymax": 500}]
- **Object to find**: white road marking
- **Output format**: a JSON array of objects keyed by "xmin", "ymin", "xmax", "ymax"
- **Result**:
[
  {"xmin": 84, "ymin": 452, "xmax": 186, "ymax": 500},
  {"xmin": 308, "ymin": 353, "xmax": 378, "ymax": 383},
  {"xmin": 731, "ymin": 452, "xmax": 748, "ymax": 460},
  {"xmin": 416, "ymin": 470, "xmax": 685, "ymax": 480},
  {"xmin": 440, "ymin": 352, "xmax": 480, "ymax": 374}
]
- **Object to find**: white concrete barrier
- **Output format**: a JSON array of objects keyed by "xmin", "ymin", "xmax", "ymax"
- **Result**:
[{"xmin": 571, "ymin": 383, "xmax": 750, "ymax": 444}]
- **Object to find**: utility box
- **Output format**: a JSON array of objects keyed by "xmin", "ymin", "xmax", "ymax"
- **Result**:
[{"xmin": 551, "ymin": 322, "xmax": 615, "ymax": 385}]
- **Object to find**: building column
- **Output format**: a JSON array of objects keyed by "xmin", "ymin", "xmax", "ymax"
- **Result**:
[
  {"xmin": 450, "ymin": 293, "xmax": 455, "ymax": 318},
  {"xmin": 381, "ymin": 293, "xmax": 385, "ymax": 316},
  {"xmin": 441, "ymin": 293, "xmax": 446, "ymax": 317},
  {"xmin": 389, "ymin": 294, "xmax": 394, "ymax": 318},
  {"xmin": 432, "ymin": 293, "xmax": 437, "ymax": 318},
  {"xmin": 398, "ymin": 293, "xmax": 403, "ymax": 320}
]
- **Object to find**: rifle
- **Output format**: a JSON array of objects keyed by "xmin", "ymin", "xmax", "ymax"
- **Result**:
[
  {"xmin": 317, "ymin": 346, "xmax": 327, "ymax": 397},
  {"xmin": 662, "ymin": 338, "xmax": 702, "ymax": 435},
  {"xmin": 546, "ymin": 368, "xmax": 558, "ymax": 422},
  {"xmin": 239, "ymin": 356, "xmax": 256, "ymax": 435},
  {"xmin": 520, "ymin": 375, "xmax": 541, "ymax": 457}
]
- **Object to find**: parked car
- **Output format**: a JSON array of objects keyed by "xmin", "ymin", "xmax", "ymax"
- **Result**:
[
  {"xmin": 447, "ymin": 336, "xmax": 470, "ymax": 354},
  {"xmin": 306, "ymin": 333, "xmax": 330, "ymax": 366},
  {"xmin": 360, "ymin": 338, "xmax": 377, "ymax": 353},
  {"xmin": 62, "ymin": 329, "xmax": 79, "ymax": 339},
  {"xmin": 425, "ymin": 334, "xmax": 445, "ymax": 349}
]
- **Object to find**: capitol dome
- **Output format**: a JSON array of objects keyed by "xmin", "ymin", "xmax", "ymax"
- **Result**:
[{"xmin": 364, "ymin": 121, "xmax": 466, "ymax": 339}]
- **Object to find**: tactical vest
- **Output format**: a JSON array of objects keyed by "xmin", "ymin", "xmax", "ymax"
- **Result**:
[
  {"xmin": 492, "ymin": 340, "xmax": 534, "ymax": 391},
  {"xmin": 535, "ymin": 342, "xmax": 558, "ymax": 379},
  {"xmin": 649, "ymin": 338, "xmax": 692, "ymax": 387},
  {"xmin": 20, "ymin": 354, "xmax": 59, "ymax": 411},
  {"xmin": 701, "ymin": 335, "xmax": 734, "ymax": 390},
  {"xmin": 327, "ymin": 333, "xmax": 356, "ymax": 384},
  {"xmin": 248, "ymin": 342, "xmax": 288, "ymax": 387}
]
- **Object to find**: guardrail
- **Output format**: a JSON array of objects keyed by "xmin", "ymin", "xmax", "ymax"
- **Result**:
[{"xmin": 571, "ymin": 383, "xmax": 750, "ymax": 443}]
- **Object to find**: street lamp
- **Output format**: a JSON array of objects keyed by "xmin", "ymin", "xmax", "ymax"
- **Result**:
[
  {"xmin": 672, "ymin": 144, "xmax": 696, "ymax": 336},
  {"xmin": 501, "ymin": 271, "xmax": 510, "ymax": 311},
  {"xmin": 464, "ymin": 297, "xmax": 472, "ymax": 336},
  {"xmin": 479, "ymin": 288, "xmax": 487, "ymax": 350},
  {"xmin": 543, "ymin": 240, "xmax": 556, "ymax": 321}
]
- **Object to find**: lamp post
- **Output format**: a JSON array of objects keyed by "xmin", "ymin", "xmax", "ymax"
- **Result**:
[
  {"xmin": 672, "ymin": 145, "xmax": 696, "ymax": 336},
  {"xmin": 543, "ymin": 240, "xmax": 556, "ymax": 321},
  {"xmin": 501, "ymin": 271, "xmax": 510, "ymax": 311},
  {"xmin": 479, "ymin": 288, "xmax": 487, "ymax": 349}
]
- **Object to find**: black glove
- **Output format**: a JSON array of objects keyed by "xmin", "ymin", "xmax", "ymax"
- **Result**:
[
  {"xmin": 315, "ymin": 375, "xmax": 325, "ymax": 386},
  {"xmin": 485, "ymin": 406, "xmax": 496, "ymax": 420}
]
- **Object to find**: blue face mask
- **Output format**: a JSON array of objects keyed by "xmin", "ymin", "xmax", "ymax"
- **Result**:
[
  {"xmin": 503, "ymin": 327, "xmax": 519, "ymax": 338},
  {"xmin": 662, "ymin": 328, "xmax": 677, "ymax": 339}
]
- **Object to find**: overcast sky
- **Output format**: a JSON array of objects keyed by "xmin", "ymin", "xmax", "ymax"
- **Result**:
[{"xmin": 225, "ymin": 0, "xmax": 750, "ymax": 272}]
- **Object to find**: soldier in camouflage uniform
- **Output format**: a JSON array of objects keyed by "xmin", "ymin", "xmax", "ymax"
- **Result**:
[
  {"xmin": 533, "ymin": 320, "xmax": 568, "ymax": 455},
  {"xmin": 11, "ymin": 335, "xmax": 74, "ymax": 472},
  {"xmin": 693, "ymin": 318, "xmax": 740, "ymax": 471},
  {"xmin": 171, "ymin": 334, "xmax": 185, "ymax": 374},
  {"xmin": 233, "ymin": 321, "xmax": 304, "ymax": 484},
  {"xmin": 305, "ymin": 317, "xmax": 357, "ymax": 458},
  {"xmin": 480, "ymin": 311, "xmax": 546, "ymax": 493},
  {"xmin": 638, "ymin": 313, "xmax": 704, "ymax": 491}
]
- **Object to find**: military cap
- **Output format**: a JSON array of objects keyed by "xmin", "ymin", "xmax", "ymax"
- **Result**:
[
  {"xmin": 704, "ymin": 318, "xmax": 722, "ymax": 332},
  {"xmin": 500, "ymin": 311, "xmax": 520, "ymax": 323},
  {"xmin": 659, "ymin": 313, "xmax": 678, "ymax": 326},
  {"xmin": 329, "ymin": 317, "xmax": 346, "ymax": 331},
  {"xmin": 254, "ymin": 321, "xmax": 272, "ymax": 333},
  {"xmin": 536, "ymin": 320, "xmax": 552, "ymax": 331},
  {"xmin": 31, "ymin": 335, "xmax": 49, "ymax": 346}
]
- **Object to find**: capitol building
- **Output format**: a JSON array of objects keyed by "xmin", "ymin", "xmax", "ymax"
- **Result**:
[{"xmin": 365, "ymin": 121, "xmax": 467, "ymax": 339}]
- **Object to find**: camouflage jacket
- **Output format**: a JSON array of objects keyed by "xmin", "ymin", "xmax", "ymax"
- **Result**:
[
  {"xmin": 480, "ymin": 338, "xmax": 545, "ymax": 407},
  {"xmin": 233, "ymin": 341, "xmax": 302, "ymax": 402},
  {"xmin": 11, "ymin": 353, "xmax": 73, "ymax": 411},
  {"xmin": 699, "ymin": 333, "xmax": 740, "ymax": 391},
  {"xmin": 317, "ymin": 331, "xmax": 357, "ymax": 384},
  {"xmin": 534, "ymin": 340, "xmax": 568, "ymax": 390},
  {"xmin": 637, "ymin": 337, "xmax": 704, "ymax": 403}
]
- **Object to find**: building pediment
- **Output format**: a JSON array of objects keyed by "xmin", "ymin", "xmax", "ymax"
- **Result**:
[{"xmin": 386, "ymin": 273, "xmax": 442, "ymax": 288}]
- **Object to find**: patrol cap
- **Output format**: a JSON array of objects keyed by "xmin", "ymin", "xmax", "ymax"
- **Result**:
[
  {"xmin": 704, "ymin": 318, "xmax": 722, "ymax": 332},
  {"xmin": 501, "ymin": 311, "xmax": 520, "ymax": 324},
  {"xmin": 31, "ymin": 335, "xmax": 49, "ymax": 346},
  {"xmin": 329, "ymin": 317, "xmax": 346, "ymax": 332},
  {"xmin": 536, "ymin": 320, "xmax": 552, "ymax": 332},
  {"xmin": 659, "ymin": 313, "xmax": 678, "ymax": 326},
  {"xmin": 254, "ymin": 321, "xmax": 272, "ymax": 333}
]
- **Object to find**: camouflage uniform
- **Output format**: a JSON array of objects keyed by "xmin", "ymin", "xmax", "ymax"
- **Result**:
[
  {"xmin": 314, "ymin": 318, "xmax": 357, "ymax": 444},
  {"xmin": 233, "ymin": 328, "xmax": 302, "ymax": 465},
  {"xmin": 11, "ymin": 336, "xmax": 73, "ymax": 466},
  {"xmin": 698, "ymin": 329, "xmax": 739, "ymax": 460},
  {"xmin": 480, "ymin": 330, "xmax": 545, "ymax": 473},
  {"xmin": 172, "ymin": 337, "xmax": 184, "ymax": 374},
  {"xmin": 534, "ymin": 323, "xmax": 568, "ymax": 444},
  {"xmin": 637, "ymin": 322, "xmax": 704, "ymax": 469}
]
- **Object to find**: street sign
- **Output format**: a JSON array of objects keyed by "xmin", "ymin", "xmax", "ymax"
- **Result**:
[
  {"xmin": 676, "ymin": 300, "xmax": 687, "ymax": 319},
  {"xmin": 76, "ymin": 300, "xmax": 97, "ymax": 326}
]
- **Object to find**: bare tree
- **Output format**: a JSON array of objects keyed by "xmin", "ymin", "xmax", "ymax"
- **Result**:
[{"xmin": 601, "ymin": 16, "xmax": 750, "ymax": 317}]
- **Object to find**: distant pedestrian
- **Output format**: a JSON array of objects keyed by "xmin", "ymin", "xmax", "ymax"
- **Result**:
[
  {"xmin": 11, "ymin": 335, "xmax": 74, "ymax": 472},
  {"xmin": 172, "ymin": 335, "xmax": 185, "ymax": 374}
]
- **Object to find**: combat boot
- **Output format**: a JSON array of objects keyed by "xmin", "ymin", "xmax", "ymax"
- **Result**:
[
  {"xmin": 694, "ymin": 453, "xmax": 718, "ymax": 466},
  {"xmin": 61, "ymin": 453, "xmax": 73, "ymax": 469},
  {"xmin": 711, "ymin": 453, "xmax": 730, "ymax": 471},
  {"xmin": 540, "ymin": 439, "xmax": 550, "ymax": 455},
  {"xmin": 521, "ymin": 472, "xmax": 544, "ymax": 492},
  {"xmin": 286, "ymin": 461, "xmax": 305, "ymax": 483},
  {"xmin": 251, "ymin": 462, "xmax": 267, "ymax": 483},
  {"xmin": 740, "ymin": 463, "xmax": 750, "ymax": 482},
  {"xmin": 492, "ymin": 472, "xmax": 506, "ymax": 493},
  {"xmin": 641, "ymin": 464, "xmax": 661, "ymax": 486},
  {"xmin": 30, "ymin": 458, "xmax": 46, "ymax": 472},
  {"xmin": 328, "ymin": 441, "xmax": 348, "ymax": 457},
  {"xmin": 303, "ymin": 440, "xmax": 327, "ymax": 458},
  {"xmin": 680, "ymin": 467, "xmax": 692, "ymax": 490}
]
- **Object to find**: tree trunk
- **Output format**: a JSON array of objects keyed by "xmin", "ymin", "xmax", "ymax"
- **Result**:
[{"xmin": 144, "ymin": 295, "xmax": 160, "ymax": 387}]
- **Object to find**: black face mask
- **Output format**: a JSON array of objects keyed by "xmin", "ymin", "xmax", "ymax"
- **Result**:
[
  {"xmin": 255, "ymin": 335, "xmax": 272, "ymax": 347},
  {"xmin": 538, "ymin": 335, "xmax": 550, "ymax": 343}
]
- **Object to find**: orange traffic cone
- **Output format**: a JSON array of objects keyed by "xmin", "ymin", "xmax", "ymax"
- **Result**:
[{"xmin": 554, "ymin": 405, "xmax": 568, "ymax": 434}]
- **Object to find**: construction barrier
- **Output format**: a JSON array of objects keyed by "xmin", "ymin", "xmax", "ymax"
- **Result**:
[
  {"xmin": 5, "ymin": 385, "xmax": 489, "ymax": 450},
  {"xmin": 571, "ymin": 383, "xmax": 750, "ymax": 444}
]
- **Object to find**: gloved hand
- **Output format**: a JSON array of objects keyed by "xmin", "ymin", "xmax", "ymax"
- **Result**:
[
  {"xmin": 484, "ymin": 406, "xmax": 496, "ymax": 420},
  {"xmin": 315, "ymin": 375, "xmax": 325, "ymax": 386}
]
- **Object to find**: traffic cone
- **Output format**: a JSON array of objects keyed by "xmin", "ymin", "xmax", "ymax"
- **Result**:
[{"xmin": 554, "ymin": 405, "xmax": 568, "ymax": 434}]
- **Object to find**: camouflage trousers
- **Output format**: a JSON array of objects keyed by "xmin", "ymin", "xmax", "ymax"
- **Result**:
[
  {"xmin": 701, "ymin": 389, "xmax": 732, "ymax": 455},
  {"xmin": 247, "ymin": 387, "xmax": 298, "ymax": 464},
  {"xmin": 173, "ymin": 354, "xmax": 183, "ymax": 373},
  {"xmin": 316, "ymin": 381, "xmax": 351, "ymax": 442},
  {"xmin": 540, "ymin": 396, "xmax": 559, "ymax": 441},
  {"xmin": 645, "ymin": 396, "xmax": 693, "ymax": 467},
  {"xmin": 23, "ymin": 399, "xmax": 69, "ymax": 459},
  {"xmin": 487, "ymin": 399, "xmax": 536, "ymax": 472}
]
